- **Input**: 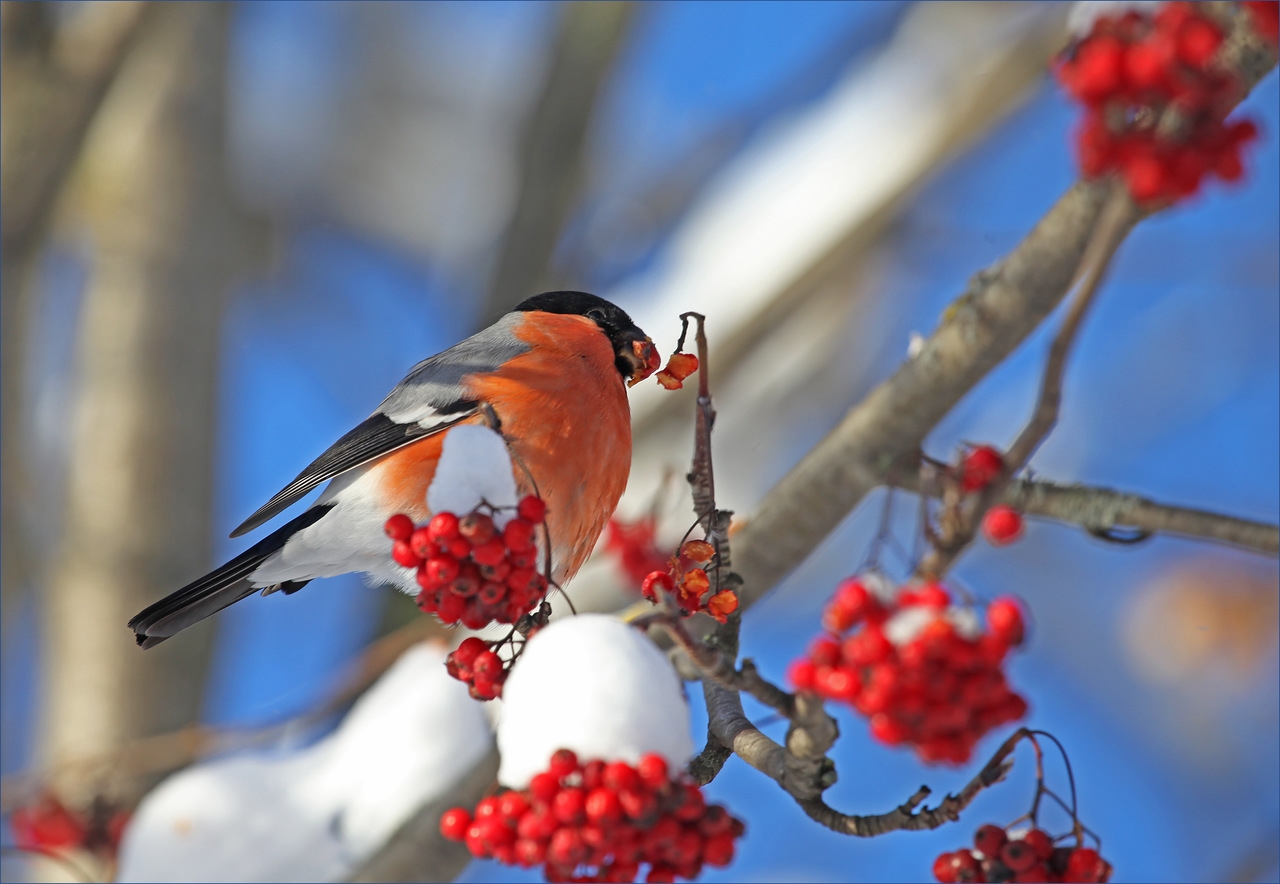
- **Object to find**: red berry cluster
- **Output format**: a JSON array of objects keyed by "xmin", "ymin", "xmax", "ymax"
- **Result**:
[
  {"xmin": 604, "ymin": 517, "xmax": 672, "ymax": 588},
  {"xmin": 444, "ymin": 636, "xmax": 509, "ymax": 701},
  {"xmin": 10, "ymin": 791, "xmax": 129, "ymax": 863},
  {"xmin": 384, "ymin": 495, "xmax": 549, "ymax": 630},
  {"xmin": 440, "ymin": 749, "xmax": 745, "ymax": 883},
  {"xmin": 655, "ymin": 352, "xmax": 699, "ymax": 390},
  {"xmin": 1056, "ymin": 3, "xmax": 1261, "ymax": 204},
  {"xmin": 789, "ymin": 578, "xmax": 1028, "ymax": 765},
  {"xmin": 934, "ymin": 823, "xmax": 1112, "ymax": 883},
  {"xmin": 640, "ymin": 541, "xmax": 738, "ymax": 623}
]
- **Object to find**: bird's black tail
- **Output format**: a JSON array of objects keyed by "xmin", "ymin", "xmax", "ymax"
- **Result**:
[{"xmin": 128, "ymin": 506, "xmax": 331, "ymax": 649}]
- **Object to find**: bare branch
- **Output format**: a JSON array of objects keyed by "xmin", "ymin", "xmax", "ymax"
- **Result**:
[
  {"xmin": 897, "ymin": 471, "xmax": 1280, "ymax": 557},
  {"xmin": 917, "ymin": 184, "xmax": 1139, "ymax": 579}
]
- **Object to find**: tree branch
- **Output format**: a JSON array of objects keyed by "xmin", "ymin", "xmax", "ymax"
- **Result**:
[
  {"xmin": 918, "ymin": 184, "xmax": 1138, "ymax": 579},
  {"xmin": 897, "ymin": 471, "xmax": 1280, "ymax": 557},
  {"xmin": 730, "ymin": 13, "xmax": 1277, "ymax": 610}
]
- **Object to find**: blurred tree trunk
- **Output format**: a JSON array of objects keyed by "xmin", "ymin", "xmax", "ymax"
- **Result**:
[
  {"xmin": 1, "ymin": 0, "xmax": 152, "ymax": 643},
  {"xmin": 38, "ymin": 2, "xmax": 239, "ymax": 810},
  {"xmin": 482, "ymin": 1, "xmax": 634, "ymax": 323}
]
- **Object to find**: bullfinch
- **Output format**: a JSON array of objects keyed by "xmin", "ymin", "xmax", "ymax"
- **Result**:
[{"xmin": 129, "ymin": 291, "xmax": 659, "ymax": 648}]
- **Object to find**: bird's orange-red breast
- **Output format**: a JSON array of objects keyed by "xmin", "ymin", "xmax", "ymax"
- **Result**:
[{"xmin": 128, "ymin": 292, "xmax": 657, "ymax": 648}]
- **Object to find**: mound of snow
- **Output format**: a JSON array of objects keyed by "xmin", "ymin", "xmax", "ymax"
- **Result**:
[
  {"xmin": 118, "ymin": 643, "xmax": 492, "ymax": 882},
  {"xmin": 496, "ymin": 614, "xmax": 693, "ymax": 789}
]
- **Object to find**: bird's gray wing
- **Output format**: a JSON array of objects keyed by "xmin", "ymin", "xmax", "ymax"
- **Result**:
[{"xmin": 229, "ymin": 315, "xmax": 530, "ymax": 538}]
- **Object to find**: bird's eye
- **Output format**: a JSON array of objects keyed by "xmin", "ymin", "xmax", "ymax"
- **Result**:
[{"xmin": 586, "ymin": 308, "xmax": 606, "ymax": 324}]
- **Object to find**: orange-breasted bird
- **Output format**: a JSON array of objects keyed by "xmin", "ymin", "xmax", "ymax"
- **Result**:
[{"xmin": 129, "ymin": 291, "xmax": 658, "ymax": 648}]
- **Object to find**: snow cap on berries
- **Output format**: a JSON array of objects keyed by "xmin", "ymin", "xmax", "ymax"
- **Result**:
[
  {"xmin": 427, "ymin": 425, "xmax": 519, "ymax": 529},
  {"xmin": 497, "ymin": 614, "xmax": 693, "ymax": 789}
]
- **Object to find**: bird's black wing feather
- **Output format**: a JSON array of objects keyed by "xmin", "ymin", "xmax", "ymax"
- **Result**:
[{"xmin": 229, "ymin": 410, "xmax": 474, "ymax": 538}]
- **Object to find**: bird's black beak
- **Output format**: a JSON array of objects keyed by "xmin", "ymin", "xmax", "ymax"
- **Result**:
[{"xmin": 616, "ymin": 329, "xmax": 660, "ymax": 387}]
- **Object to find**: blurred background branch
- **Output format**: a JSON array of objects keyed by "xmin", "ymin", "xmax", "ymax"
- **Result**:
[
  {"xmin": 482, "ymin": 1, "xmax": 636, "ymax": 322},
  {"xmin": 0, "ymin": 0, "xmax": 153, "ymax": 641}
]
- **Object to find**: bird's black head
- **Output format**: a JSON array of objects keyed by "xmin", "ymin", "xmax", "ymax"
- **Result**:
[{"xmin": 515, "ymin": 291, "xmax": 659, "ymax": 385}]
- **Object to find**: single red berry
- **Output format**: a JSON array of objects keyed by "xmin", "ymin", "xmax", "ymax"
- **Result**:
[
  {"xmin": 384, "ymin": 513, "xmax": 414, "ymax": 542},
  {"xmin": 458, "ymin": 512, "xmax": 497, "ymax": 544},
  {"xmin": 439, "ymin": 807, "xmax": 471, "ymax": 841},
  {"xmin": 585, "ymin": 787, "xmax": 622, "ymax": 825},
  {"xmin": 1068, "ymin": 35, "xmax": 1125, "ymax": 104},
  {"xmin": 514, "ymin": 837, "xmax": 545, "ymax": 868},
  {"xmin": 1002, "ymin": 838, "xmax": 1038, "ymax": 872},
  {"xmin": 636, "ymin": 753, "xmax": 669, "ymax": 789},
  {"xmin": 473, "ymin": 650, "xmax": 503, "ymax": 680},
  {"xmin": 452, "ymin": 636, "xmax": 487, "ymax": 669},
  {"xmin": 641, "ymin": 570, "xmax": 674, "ymax": 603},
  {"xmin": 1123, "ymin": 39, "xmax": 1173, "ymax": 93},
  {"xmin": 424, "ymin": 555, "xmax": 461, "ymax": 585},
  {"xmin": 1023, "ymin": 828, "xmax": 1054, "ymax": 861},
  {"xmin": 391, "ymin": 540, "xmax": 422, "ymax": 569},
  {"xmin": 932, "ymin": 852, "xmax": 959, "ymax": 883},
  {"xmin": 917, "ymin": 582, "xmax": 950, "ymax": 608},
  {"xmin": 552, "ymin": 787, "xmax": 586, "ymax": 825},
  {"xmin": 680, "ymin": 539, "xmax": 716, "ymax": 564},
  {"xmin": 1176, "ymin": 16, "xmax": 1222, "ymax": 67},
  {"xmin": 987, "ymin": 597, "xmax": 1026, "ymax": 646},
  {"xmin": 446, "ymin": 537, "xmax": 471, "ymax": 560},
  {"xmin": 529, "ymin": 771, "xmax": 559, "ymax": 803},
  {"xmin": 1012, "ymin": 863, "xmax": 1051, "ymax": 883},
  {"xmin": 426, "ymin": 511, "xmax": 461, "ymax": 543},
  {"xmin": 1064, "ymin": 846, "xmax": 1112, "ymax": 882},
  {"xmin": 503, "ymin": 518, "xmax": 536, "ymax": 552},
  {"xmin": 982, "ymin": 505, "xmax": 1024, "ymax": 545},
  {"xmin": 1123, "ymin": 151, "xmax": 1169, "ymax": 203},
  {"xmin": 618, "ymin": 787, "xmax": 657, "ymax": 822},
  {"xmin": 549, "ymin": 748, "xmax": 580, "ymax": 779},
  {"xmin": 961, "ymin": 446, "xmax": 1004, "ymax": 492},
  {"xmin": 436, "ymin": 592, "xmax": 465, "ymax": 624},
  {"xmin": 602, "ymin": 761, "xmax": 638, "ymax": 793},
  {"xmin": 645, "ymin": 865, "xmax": 677, "ymax": 884},
  {"xmin": 517, "ymin": 495, "xmax": 547, "ymax": 524},
  {"xmin": 406, "ymin": 526, "xmax": 432, "ymax": 559},
  {"xmin": 471, "ymin": 538, "xmax": 508, "ymax": 567},
  {"xmin": 788, "ymin": 658, "xmax": 817, "ymax": 691},
  {"xmin": 869, "ymin": 713, "xmax": 908, "ymax": 746},
  {"xmin": 974, "ymin": 823, "xmax": 1008, "ymax": 858}
]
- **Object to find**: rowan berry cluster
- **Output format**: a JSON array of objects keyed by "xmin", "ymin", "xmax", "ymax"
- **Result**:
[
  {"xmin": 957, "ymin": 445, "xmax": 1026, "ymax": 546},
  {"xmin": 789, "ymin": 577, "xmax": 1028, "ymax": 764},
  {"xmin": 604, "ymin": 517, "xmax": 672, "ymax": 588},
  {"xmin": 383, "ymin": 495, "xmax": 549, "ymax": 630},
  {"xmin": 443, "ymin": 635, "xmax": 509, "ymax": 700},
  {"xmin": 655, "ymin": 352, "xmax": 699, "ymax": 390},
  {"xmin": 1055, "ymin": 2, "xmax": 1262, "ymax": 204},
  {"xmin": 640, "ymin": 540, "xmax": 738, "ymax": 623},
  {"xmin": 10, "ymin": 791, "xmax": 129, "ymax": 863},
  {"xmin": 440, "ymin": 749, "xmax": 744, "ymax": 883},
  {"xmin": 933, "ymin": 823, "xmax": 1112, "ymax": 883}
]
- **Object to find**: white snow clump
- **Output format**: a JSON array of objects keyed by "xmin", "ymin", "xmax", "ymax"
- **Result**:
[{"xmin": 496, "ymin": 614, "xmax": 693, "ymax": 789}]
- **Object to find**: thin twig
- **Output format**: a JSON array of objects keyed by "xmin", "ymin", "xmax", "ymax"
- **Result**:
[{"xmin": 917, "ymin": 184, "xmax": 1140, "ymax": 580}]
